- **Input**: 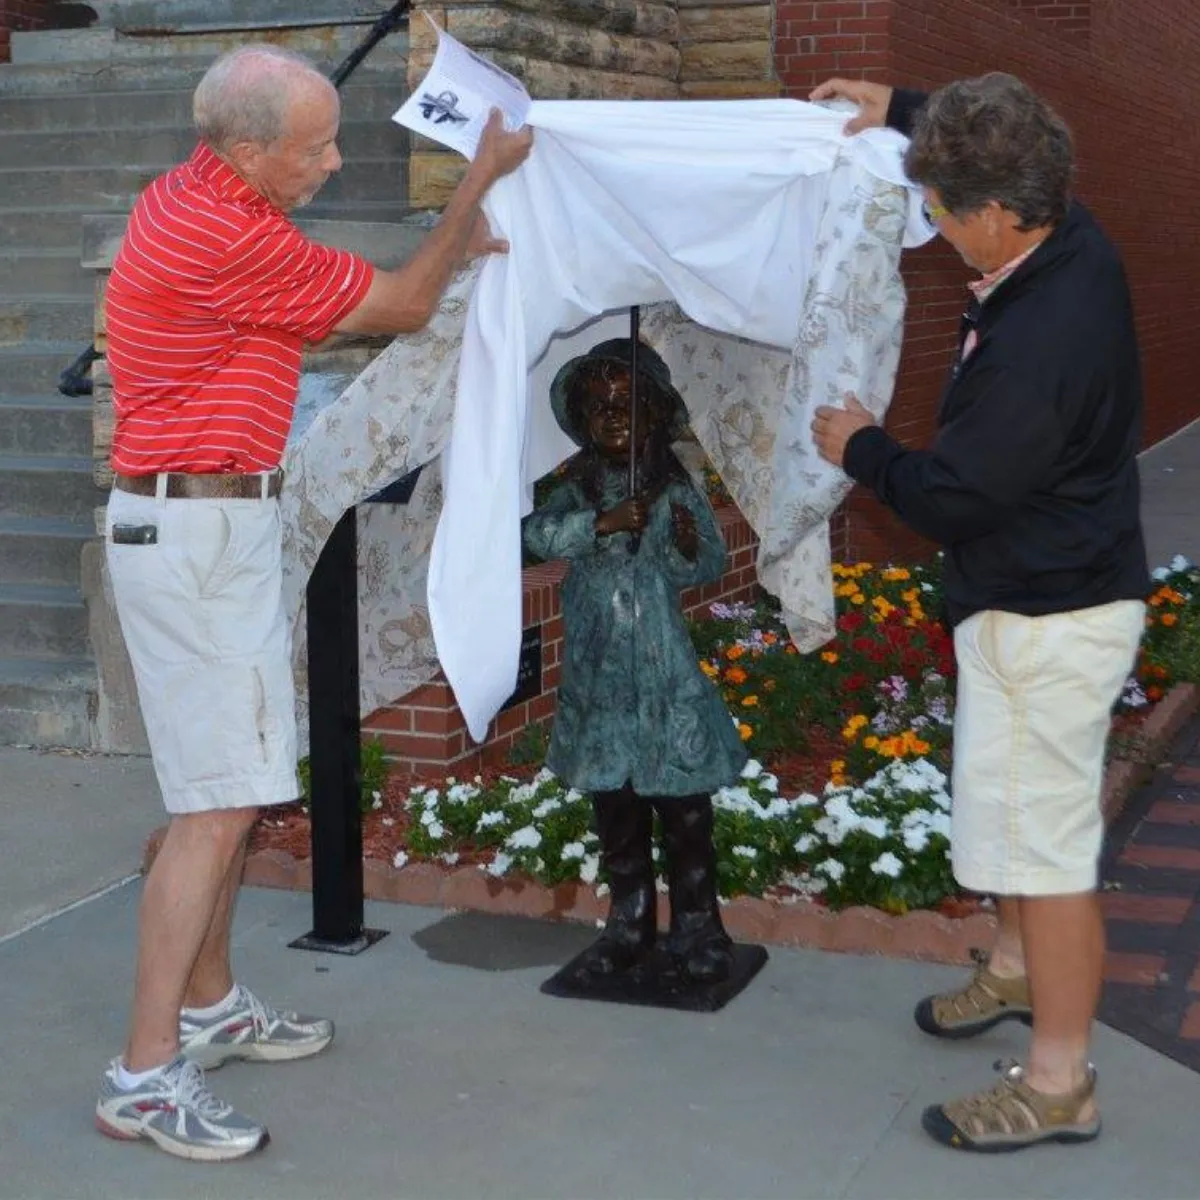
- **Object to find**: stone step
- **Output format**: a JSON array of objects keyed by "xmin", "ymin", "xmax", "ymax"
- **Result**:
[
  {"xmin": 0, "ymin": 255, "xmax": 95, "ymax": 301},
  {"xmin": 0, "ymin": 515, "xmax": 93, "ymax": 587},
  {"xmin": 0, "ymin": 210, "xmax": 94, "ymax": 253},
  {"xmin": 0, "ymin": 452, "xmax": 106, "ymax": 522},
  {"xmin": 0, "ymin": 396, "xmax": 93, "ymax": 458},
  {"xmin": 0, "ymin": 582, "xmax": 91, "ymax": 660},
  {"xmin": 11, "ymin": 23, "xmax": 408, "ymax": 68},
  {"xmin": 0, "ymin": 298, "xmax": 94, "ymax": 348},
  {"xmin": 86, "ymin": 0, "xmax": 389, "ymax": 30},
  {"xmin": 0, "ymin": 54, "xmax": 407, "ymax": 98},
  {"xmin": 0, "ymin": 157, "xmax": 408, "ymax": 210},
  {"xmin": 0, "ymin": 119, "xmax": 410, "ymax": 170},
  {"xmin": 0, "ymin": 344, "xmax": 91, "ymax": 395},
  {"xmin": 0, "ymin": 656, "xmax": 97, "ymax": 749}
]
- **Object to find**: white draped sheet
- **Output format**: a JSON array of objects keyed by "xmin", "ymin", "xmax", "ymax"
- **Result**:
[{"xmin": 279, "ymin": 98, "xmax": 933, "ymax": 743}]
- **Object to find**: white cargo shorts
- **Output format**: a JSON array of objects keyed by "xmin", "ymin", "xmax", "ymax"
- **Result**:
[{"xmin": 105, "ymin": 485, "xmax": 299, "ymax": 815}]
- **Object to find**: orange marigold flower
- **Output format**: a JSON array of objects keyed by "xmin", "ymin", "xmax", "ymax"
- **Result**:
[
  {"xmin": 1161, "ymin": 612, "xmax": 1179, "ymax": 626},
  {"xmin": 738, "ymin": 723, "xmax": 753, "ymax": 741},
  {"xmin": 725, "ymin": 666, "xmax": 748, "ymax": 684},
  {"xmin": 742, "ymin": 695, "xmax": 759, "ymax": 707},
  {"xmin": 1147, "ymin": 685, "xmax": 1164, "ymax": 702},
  {"xmin": 726, "ymin": 645, "xmax": 745, "ymax": 660},
  {"xmin": 863, "ymin": 735, "xmax": 880, "ymax": 750},
  {"xmin": 763, "ymin": 632, "xmax": 778, "ymax": 645},
  {"xmin": 821, "ymin": 651, "xmax": 839, "ymax": 664},
  {"xmin": 850, "ymin": 593, "xmax": 866, "ymax": 606}
]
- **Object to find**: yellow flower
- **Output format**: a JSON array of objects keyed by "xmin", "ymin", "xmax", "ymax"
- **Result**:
[
  {"xmin": 821, "ymin": 651, "xmax": 839, "ymax": 664},
  {"xmin": 841, "ymin": 714, "xmax": 869, "ymax": 741},
  {"xmin": 742, "ymin": 695, "xmax": 759, "ymax": 707},
  {"xmin": 881, "ymin": 567, "xmax": 911, "ymax": 582},
  {"xmin": 900, "ymin": 588, "xmax": 919, "ymax": 603},
  {"xmin": 863, "ymin": 735, "xmax": 880, "ymax": 750},
  {"xmin": 738, "ymin": 723, "xmax": 753, "ymax": 741},
  {"xmin": 700, "ymin": 660, "xmax": 719, "ymax": 679},
  {"xmin": 850, "ymin": 592, "xmax": 866, "ymax": 606}
]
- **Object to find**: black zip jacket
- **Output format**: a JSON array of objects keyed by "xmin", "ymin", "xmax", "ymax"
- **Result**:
[{"xmin": 843, "ymin": 90, "xmax": 1150, "ymax": 626}]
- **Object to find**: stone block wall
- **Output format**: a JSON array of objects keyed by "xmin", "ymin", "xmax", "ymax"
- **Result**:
[
  {"xmin": 406, "ymin": 0, "xmax": 779, "ymax": 208},
  {"xmin": 363, "ymin": 505, "xmax": 760, "ymax": 775}
]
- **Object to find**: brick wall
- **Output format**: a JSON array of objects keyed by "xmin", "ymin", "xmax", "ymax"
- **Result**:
[
  {"xmin": 363, "ymin": 506, "xmax": 760, "ymax": 774},
  {"xmin": 776, "ymin": 0, "xmax": 1200, "ymax": 563}
]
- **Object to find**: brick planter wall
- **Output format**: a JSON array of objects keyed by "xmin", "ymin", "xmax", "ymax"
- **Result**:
[{"xmin": 363, "ymin": 505, "xmax": 760, "ymax": 775}]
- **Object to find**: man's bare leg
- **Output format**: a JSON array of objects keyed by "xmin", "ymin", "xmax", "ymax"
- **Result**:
[
  {"xmin": 183, "ymin": 834, "xmax": 251, "ymax": 1010},
  {"xmin": 124, "ymin": 807, "xmax": 258, "ymax": 1071}
]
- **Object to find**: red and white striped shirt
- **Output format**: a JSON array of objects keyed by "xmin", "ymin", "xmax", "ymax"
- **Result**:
[{"xmin": 106, "ymin": 142, "xmax": 374, "ymax": 474}]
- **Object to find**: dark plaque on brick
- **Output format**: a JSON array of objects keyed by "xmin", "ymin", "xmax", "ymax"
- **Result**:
[{"xmin": 502, "ymin": 625, "xmax": 542, "ymax": 711}]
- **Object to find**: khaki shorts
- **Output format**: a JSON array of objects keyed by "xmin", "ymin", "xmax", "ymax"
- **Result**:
[
  {"xmin": 951, "ymin": 600, "xmax": 1144, "ymax": 896},
  {"xmin": 106, "ymin": 487, "xmax": 299, "ymax": 815}
]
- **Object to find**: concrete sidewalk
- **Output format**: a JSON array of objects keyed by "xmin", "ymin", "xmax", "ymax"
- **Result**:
[{"xmin": 4, "ymin": 883, "xmax": 1200, "ymax": 1200}]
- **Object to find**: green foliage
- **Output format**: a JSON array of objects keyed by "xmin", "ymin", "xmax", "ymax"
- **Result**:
[{"xmin": 297, "ymin": 736, "xmax": 390, "ymax": 815}]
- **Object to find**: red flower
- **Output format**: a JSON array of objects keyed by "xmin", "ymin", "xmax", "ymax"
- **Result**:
[
  {"xmin": 838, "ymin": 611, "xmax": 866, "ymax": 634},
  {"xmin": 841, "ymin": 673, "xmax": 869, "ymax": 693}
]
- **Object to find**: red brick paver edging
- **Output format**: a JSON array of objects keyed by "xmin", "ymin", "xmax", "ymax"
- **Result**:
[{"xmin": 146, "ymin": 684, "xmax": 1200, "ymax": 967}]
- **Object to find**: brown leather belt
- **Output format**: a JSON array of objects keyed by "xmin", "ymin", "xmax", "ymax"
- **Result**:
[{"xmin": 114, "ymin": 471, "xmax": 283, "ymax": 500}]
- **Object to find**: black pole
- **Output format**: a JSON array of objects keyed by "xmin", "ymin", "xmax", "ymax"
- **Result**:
[
  {"xmin": 290, "ymin": 507, "xmax": 387, "ymax": 954},
  {"xmin": 628, "ymin": 306, "xmax": 641, "ymax": 554}
]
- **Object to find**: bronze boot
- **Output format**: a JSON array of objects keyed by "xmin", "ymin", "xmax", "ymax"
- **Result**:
[
  {"xmin": 575, "ymin": 787, "xmax": 657, "ymax": 976},
  {"xmin": 656, "ymin": 795, "xmax": 734, "ymax": 984}
]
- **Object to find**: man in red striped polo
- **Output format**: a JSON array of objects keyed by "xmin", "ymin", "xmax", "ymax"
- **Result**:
[{"xmin": 94, "ymin": 43, "xmax": 531, "ymax": 1162}]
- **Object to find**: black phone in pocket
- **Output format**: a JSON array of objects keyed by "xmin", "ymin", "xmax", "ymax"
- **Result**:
[{"xmin": 111, "ymin": 523, "xmax": 158, "ymax": 545}]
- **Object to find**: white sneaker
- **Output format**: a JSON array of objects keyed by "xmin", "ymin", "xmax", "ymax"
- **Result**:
[
  {"xmin": 95, "ymin": 1056, "xmax": 268, "ymax": 1162},
  {"xmin": 179, "ymin": 983, "xmax": 334, "ymax": 1069}
]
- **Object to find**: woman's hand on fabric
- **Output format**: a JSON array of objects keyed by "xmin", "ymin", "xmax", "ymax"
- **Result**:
[
  {"xmin": 812, "ymin": 395, "xmax": 877, "ymax": 467},
  {"xmin": 809, "ymin": 78, "xmax": 893, "ymax": 135}
]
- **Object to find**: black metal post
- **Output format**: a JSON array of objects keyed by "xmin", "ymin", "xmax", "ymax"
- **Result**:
[{"xmin": 290, "ymin": 506, "xmax": 387, "ymax": 955}]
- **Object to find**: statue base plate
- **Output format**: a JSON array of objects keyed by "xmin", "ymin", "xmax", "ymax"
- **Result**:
[{"xmin": 540, "ymin": 942, "xmax": 768, "ymax": 1012}]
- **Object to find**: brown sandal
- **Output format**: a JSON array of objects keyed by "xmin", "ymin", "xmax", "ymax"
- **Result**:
[
  {"xmin": 914, "ymin": 949, "xmax": 1032, "ymax": 1039},
  {"xmin": 923, "ymin": 1060, "xmax": 1101, "ymax": 1153}
]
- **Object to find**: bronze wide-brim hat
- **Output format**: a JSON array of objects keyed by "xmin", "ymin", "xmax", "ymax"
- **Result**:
[{"xmin": 549, "ymin": 337, "xmax": 689, "ymax": 448}]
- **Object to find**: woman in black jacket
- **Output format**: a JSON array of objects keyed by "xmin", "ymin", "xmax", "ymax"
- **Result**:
[{"xmin": 811, "ymin": 72, "xmax": 1149, "ymax": 1153}]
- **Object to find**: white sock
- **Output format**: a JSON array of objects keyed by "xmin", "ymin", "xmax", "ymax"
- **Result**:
[
  {"xmin": 182, "ymin": 983, "xmax": 239, "ymax": 1020},
  {"xmin": 116, "ymin": 1060, "xmax": 171, "ymax": 1089}
]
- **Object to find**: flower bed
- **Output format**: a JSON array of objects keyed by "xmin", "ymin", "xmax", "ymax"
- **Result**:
[{"xmin": 211, "ymin": 557, "xmax": 1200, "ymax": 962}]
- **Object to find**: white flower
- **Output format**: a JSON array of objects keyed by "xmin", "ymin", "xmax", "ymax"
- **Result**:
[
  {"xmin": 870, "ymin": 851, "xmax": 904, "ymax": 878},
  {"xmin": 794, "ymin": 834, "xmax": 817, "ymax": 854},
  {"xmin": 816, "ymin": 858, "xmax": 846, "ymax": 882},
  {"xmin": 902, "ymin": 826, "xmax": 929, "ymax": 853},
  {"xmin": 561, "ymin": 841, "xmax": 586, "ymax": 861},
  {"xmin": 506, "ymin": 825, "xmax": 542, "ymax": 850},
  {"xmin": 857, "ymin": 816, "xmax": 889, "ymax": 840},
  {"xmin": 532, "ymin": 797, "xmax": 563, "ymax": 819},
  {"xmin": 732, "ymin": 845, "xmax": 758, "ymax": 859},
  {"xmin": 392, "ymin": 850, "xmax": 409, "ymax": 869},
  {"xmin": 426, "ymin": 820, "xmax": 445, "ymax": 840},
  {"xmin": 1152, "ymin": 566, "xmax": 1170, "ymax": 581},
  {"xmin": 382, "ymin": 817, "xmax": 395, "ymax": 827},
  {"xmin": 476, "ymin": 810, "xmax": 505, "ymax": 831},
  {"xmin": 441, "ymin": 852, "xmax": 460, "ymax": 866},
  {"xmin": 486, "ymin": 852, "xmax": 513, "ymax": 877},
  {"xmin": 371, "ymin": 792, "xmax": 383, "ymax": 810},
  {"xmin": 447, "ymin": 783, "xmax": 480, "ymax": 804},
  {"xmin": 741, "ymin": 759, "xmax": 763, "ymax": 780},
  {"xmin": 1170, "ymin": 554, "xmax": 1193, "ymax": 573}
]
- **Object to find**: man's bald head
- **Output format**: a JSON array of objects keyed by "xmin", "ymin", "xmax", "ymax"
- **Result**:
[{"xmin": 193, "ymin": 44, "xmax": 337, "ymax": 155}]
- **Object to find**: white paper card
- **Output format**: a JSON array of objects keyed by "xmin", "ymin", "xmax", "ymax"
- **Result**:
[{"xmin": 392, "ymin": 17, "xmax": 531, "ymax": 159}]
